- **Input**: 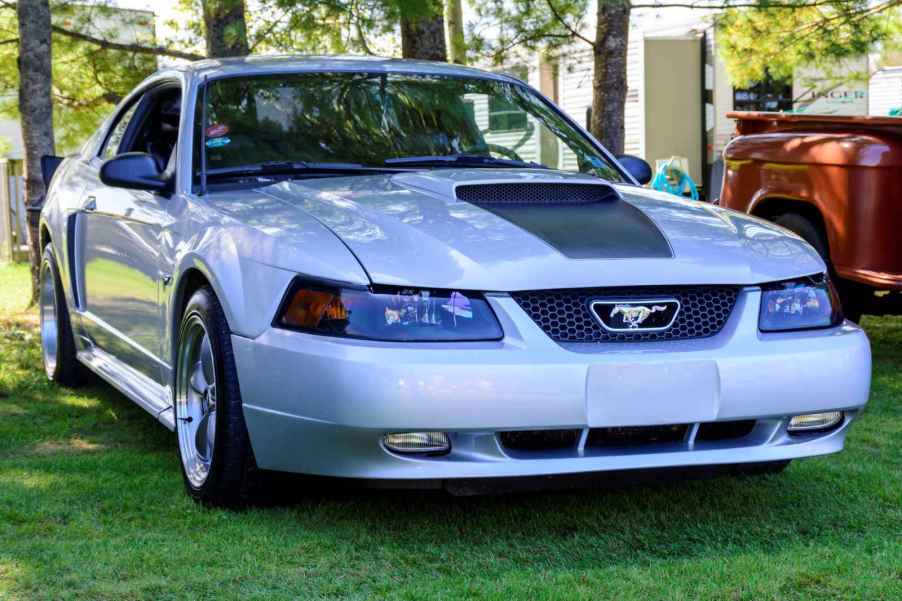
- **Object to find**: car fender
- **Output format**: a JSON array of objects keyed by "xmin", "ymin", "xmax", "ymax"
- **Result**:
[{"xmin": 168, "ymin": 236, "xmax": 296, "ymax": 355}]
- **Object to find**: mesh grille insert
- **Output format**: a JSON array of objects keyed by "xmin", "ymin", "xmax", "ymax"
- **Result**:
[
  {"xmin": 695, "ymin": 420, "xmax": 757, "ymax": 442},
  {"xmin": 455, "ymin": 183, "xmax": 617, "ymax": 205},
  {"xmin": 499, "ymin": 430, "xmax": 581, "ymax": 451},
  {"xmin": 512, "ymin": 285, "xmax": 739, "ymax": 342},
  {"xmin": 586, "ymin": 425, "xmax": 689, "ymax": 448}
]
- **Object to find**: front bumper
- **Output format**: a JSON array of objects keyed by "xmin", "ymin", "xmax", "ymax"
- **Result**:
[{"xmin": 233, "ymin": 288, "xmax": 871, "ymax": 480}]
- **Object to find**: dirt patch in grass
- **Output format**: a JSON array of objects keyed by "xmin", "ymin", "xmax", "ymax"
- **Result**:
[{"xmin": 30, "ymin": 437, "xmax": 106, "ymax": 456}]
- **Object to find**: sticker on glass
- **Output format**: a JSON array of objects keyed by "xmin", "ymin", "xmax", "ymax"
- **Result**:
[
  {"xmin": 206, "ymin": 123, "xmax": 230, "ymax": 138},
  {"xmin": 206, "ymin": 136, "xmax": 231, "ymax": 149}
]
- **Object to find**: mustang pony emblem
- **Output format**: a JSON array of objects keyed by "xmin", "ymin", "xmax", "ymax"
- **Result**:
[{"xmin": 609, "ymin": 304, "xmax": 668, "ymax": 329}]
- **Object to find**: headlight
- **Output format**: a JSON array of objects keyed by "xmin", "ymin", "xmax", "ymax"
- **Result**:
[
  {"xmin": 274, "ymin": 279, "xmax": 504, "ymax": 341},
  {"xmin": 758, "ymin": 275, "xmax": 843, "ymax": 332}
]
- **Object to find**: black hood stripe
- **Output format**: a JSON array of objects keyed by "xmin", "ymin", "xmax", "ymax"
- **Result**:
[{"xmin": 456, "ymin": 184, "xmax": 673, "ymax": 260}]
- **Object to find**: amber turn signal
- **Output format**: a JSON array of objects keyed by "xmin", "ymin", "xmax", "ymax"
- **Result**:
[{"xmin": 280, "ymin": 288, "xmax": 349, "ymax": 329}]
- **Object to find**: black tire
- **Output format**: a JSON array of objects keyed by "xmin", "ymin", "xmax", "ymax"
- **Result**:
[
  {"xmin": 773, "ymin": 213, "xmax": 864, "ymax": 323},
  {"xmin": 39, "ymin": 244, "xmax": 83, "ymax": 387},
  {"xmin": 732, "ymin": 460, "xmax": 791, "ymax": 476},
  {"xmin": 774, "ymin": 213, "xmax": 829, "ymax": 260},
  {"xmin": 175, "ymin": 286, "xmax": 269, "ymax": 507}
]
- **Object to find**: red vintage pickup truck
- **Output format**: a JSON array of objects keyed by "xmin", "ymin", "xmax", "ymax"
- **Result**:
[{"xmin": 720, "ymin": 112, "xmax": 902, "ymax": 321}]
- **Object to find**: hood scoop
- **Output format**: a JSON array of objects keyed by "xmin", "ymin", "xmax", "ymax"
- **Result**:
[
  {"xmin": 455, "ymin": 182, "xmax": 620, "ymax": 205},
  {"xmin": 451, "ymin": 181, "xmax": 672, "ymax": 261}
]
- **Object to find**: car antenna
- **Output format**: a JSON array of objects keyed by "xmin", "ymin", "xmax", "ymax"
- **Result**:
[{"xmin": 199, "ymin": 75, "xmax": 209, "ymax": 195}]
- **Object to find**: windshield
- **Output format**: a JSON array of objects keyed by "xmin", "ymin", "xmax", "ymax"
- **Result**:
[{"xmin": 194, "ymin": 72, "xmax": 625, "ymax": 182}]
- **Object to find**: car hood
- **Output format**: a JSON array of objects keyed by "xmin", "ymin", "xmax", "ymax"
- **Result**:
[{"xmin": 205, "ymin": 169, "xmax": 824, "ymax": 290}]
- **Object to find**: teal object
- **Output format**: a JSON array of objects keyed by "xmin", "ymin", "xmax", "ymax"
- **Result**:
[{"xmin": 651, "ymin": 159, "xmax": 699, "ymax": 200}]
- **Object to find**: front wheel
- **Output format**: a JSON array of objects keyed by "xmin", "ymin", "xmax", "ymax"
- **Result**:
[{"xmin": 174, "ymin": 286, "xmax": 268, "ymax": 507}]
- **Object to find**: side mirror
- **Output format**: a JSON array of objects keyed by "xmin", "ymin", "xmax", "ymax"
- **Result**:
[
  {"xmin": 99, "ymin": 152, "xmax": 168, "ymax": 192},
  {"xmin": 617, "ymin": 154, "xmax": 652, "ymax": 185}
]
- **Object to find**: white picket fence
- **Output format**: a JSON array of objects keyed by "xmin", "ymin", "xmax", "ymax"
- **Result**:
[{"xmin": 0, "ymin": 159, "xmax": 29, "ymax": 263}]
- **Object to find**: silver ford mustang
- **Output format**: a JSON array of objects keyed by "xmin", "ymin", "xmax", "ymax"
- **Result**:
[{"xmin": 38, "ymin": 57, "xmax": 871, "ymax": 505}]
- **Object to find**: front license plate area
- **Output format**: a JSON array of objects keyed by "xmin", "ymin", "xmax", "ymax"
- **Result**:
[{"xmin": 586, "ymin": 360, "xmax": 720, "ymax": 427}]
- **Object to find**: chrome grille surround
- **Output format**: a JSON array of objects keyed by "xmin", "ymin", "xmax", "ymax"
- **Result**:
[{"xmin": 511, "ymin": 285, "xmax": 740, "ymax": 342}]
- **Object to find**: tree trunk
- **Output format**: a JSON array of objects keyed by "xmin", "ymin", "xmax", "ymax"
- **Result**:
[
  {"xmin": 444, "ymin": 0, "xmax": 466, "ymax": 65},
  {"xmin": 17, "ymin": 0, "xmax": 55, "ymax": 305},
  {"xmin": 590, "ymin": 0, "xmax": 630, "ymax": 155},
  {"xmin": 201, "ymin": 0, "xmax": 250, "ymax": 58},
  {"xmin": 400, "ymin": 2, "xmax": 447, "ymax": 61}
]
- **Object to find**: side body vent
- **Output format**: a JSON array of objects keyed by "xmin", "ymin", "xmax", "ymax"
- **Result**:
[{"xmin": 455, "ymin": 182, "xmax": 619, "ymax": 205}]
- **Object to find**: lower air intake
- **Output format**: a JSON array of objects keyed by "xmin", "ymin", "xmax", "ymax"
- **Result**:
[
  {"xmin": 499, "ymin": 429, "xmax": 581, "ymax": 451},
  {"xmin": 586, "ymin": 425, "xmax": 690, "ymax": 448}
]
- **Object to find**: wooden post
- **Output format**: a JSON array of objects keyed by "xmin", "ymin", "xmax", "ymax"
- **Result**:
[{"xmin": 0, "ymin": 159, "xmax": 14, "ymax": 264}]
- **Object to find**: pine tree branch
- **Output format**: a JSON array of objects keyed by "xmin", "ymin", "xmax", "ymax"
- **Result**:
[
  {"xmin": 50, "ymin": 24, "xmax": 203, "ymax": 60},
  {"xmin": 0, "ymin": 0, "xmax": 202, "ymax": 60},
  {"xmin": 545, "ymin": 0, "xmax": 595, "ymax": 47}
]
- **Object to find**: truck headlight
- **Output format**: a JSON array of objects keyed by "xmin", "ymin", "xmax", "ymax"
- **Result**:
[
  {"xmin": 758, "ymin": 275, "xmax": 843, "ymax": 332},
  {"xmin": 275, "ymin": 279, "xmax": 503, "ymax": 342}
]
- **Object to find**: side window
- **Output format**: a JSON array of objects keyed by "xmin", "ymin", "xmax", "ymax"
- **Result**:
[
  {"xmin": 126, "ymin": 88, "xmax": 182, "ymax": 169},
  {"xmin": 100, "ymin": 102, "xmax": 140, "ymax": 160}
]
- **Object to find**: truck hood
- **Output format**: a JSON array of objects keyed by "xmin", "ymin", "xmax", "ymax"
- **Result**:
[{"xmin": 206, "ymin": 169, "xmax": 825, "ymax": 290}]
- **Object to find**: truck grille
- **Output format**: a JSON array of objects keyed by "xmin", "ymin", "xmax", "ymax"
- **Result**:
[{"xmin": 511, "ymin": 285, "xmax": 739, "ymax": 342}]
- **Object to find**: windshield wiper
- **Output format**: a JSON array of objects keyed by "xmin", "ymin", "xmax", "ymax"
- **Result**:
[
  {"xmin": 384, "ymin": 154, "xmax": 547, "ymax": 169},
  {"xmin": 205, "ymin": 161, "xmax": 406, "ymax": 179}
]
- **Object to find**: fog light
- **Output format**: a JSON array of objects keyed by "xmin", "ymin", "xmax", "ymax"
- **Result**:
[
  {"xmin": 383, "ymin": 432, "xmax": 451, "ymax": 454},
  {"xmin": 787, "ymin": 411, "xmax": 843, "ymax": 433}
]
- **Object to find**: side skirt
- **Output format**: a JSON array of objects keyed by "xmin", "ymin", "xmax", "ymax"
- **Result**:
[{"xmin": 77, "ymin": 346, "xmax": 175, "ymax": 431}]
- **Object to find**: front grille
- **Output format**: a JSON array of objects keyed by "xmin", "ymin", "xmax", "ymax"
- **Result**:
[
  {"xmin": 455, "ymin": 183, "xmax": 617, "ymax": 205},
  {"xmin": 497, "ymin": 421, "xmax": 759, "ymax": 455},
  {"xmin": 586, "ymin": 425, "xmax": 689, "ymax": 448},
  {"xmin": 511, "ymin": 285, "xmax": 739, "ymax": 342},
  {"xmin": 696, "ymin": 420, "xmax": 756, "ymax": 442},
  {"xmin": 499, "ymin": 429, "xmax": 581, "ymax": 451}
]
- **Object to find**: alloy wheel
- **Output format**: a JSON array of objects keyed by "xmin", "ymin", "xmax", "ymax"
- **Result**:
[
  {"xmin": 176, "ymin": 314, "xmax": 218, "ymax": 488},
  {"xmin": 39, "ymin": 260, "xmax": 59, "ymax": 378}
]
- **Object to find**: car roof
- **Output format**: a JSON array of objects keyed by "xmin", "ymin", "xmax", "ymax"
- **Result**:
[{"xmin": 166, "ymin": 55, "xmax": 524, "ymax": 85}]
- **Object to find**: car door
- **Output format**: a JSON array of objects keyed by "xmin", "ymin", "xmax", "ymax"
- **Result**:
[{"xmin": 77, "ymin": 83, "xmax": 181, "ymax": 385}]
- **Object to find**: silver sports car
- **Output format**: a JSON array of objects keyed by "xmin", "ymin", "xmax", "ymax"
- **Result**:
[{"xmin": 38, "ymin": 57, "xmax": 871, "ymax": 505}]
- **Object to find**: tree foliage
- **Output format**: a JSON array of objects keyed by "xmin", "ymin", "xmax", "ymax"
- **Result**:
[
  {"xmin": 717, "ymin": 1, "xmax": 902, "ymax": 87},
  {"xmin": 0, "ymin": 1, "xmax": 159, "ymax": 152},
  {"xmin": 470, "ymin": 0, "xmax": 588, "ymax": 65}
]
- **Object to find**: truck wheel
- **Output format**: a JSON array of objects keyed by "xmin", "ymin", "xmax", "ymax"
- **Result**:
[
  {"xmin": 774, "ymin": 213, "xmax": 829, "ymax": 260},
  {"xmin": 773, "ymin": 213, "xmax": 863, "ymax": 323}
]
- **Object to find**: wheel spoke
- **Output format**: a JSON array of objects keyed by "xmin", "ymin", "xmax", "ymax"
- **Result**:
[
  {"xmin": 190, "ymin": 361, "xmax": 207, "ymax": 395},
  {"xmin": 194, "ymin": 412, "xmax": 213, "ymax": 460},
  {"xmin": 200, "ymin": 335, "xmax": 215, "ymax": 384},
  {"xmin": 205, "ymin": 408, "xmax": 216, "ymax": 459}
]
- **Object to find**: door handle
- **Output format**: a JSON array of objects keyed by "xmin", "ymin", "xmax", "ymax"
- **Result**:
[{"xmin": 81, "ymin": 196, "xmax": 97, "ymax": 212}]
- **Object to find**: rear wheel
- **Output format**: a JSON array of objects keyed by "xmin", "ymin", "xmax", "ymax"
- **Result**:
[
  {"xmin": 39, "ymin": 244, "xmax": 83, "ymax": 386},
  {"xmin": 773, "ymin": 213, "xmax": 864, "ymax": 323},
  {"xmin": 175, "ymin": 286, "xmax": 269, "ymax": 507}
]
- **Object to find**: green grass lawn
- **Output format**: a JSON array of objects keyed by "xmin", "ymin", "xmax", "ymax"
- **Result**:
[{"xmin": 0, "ymin": 262, "xmax": 899, "ymax": 600}]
